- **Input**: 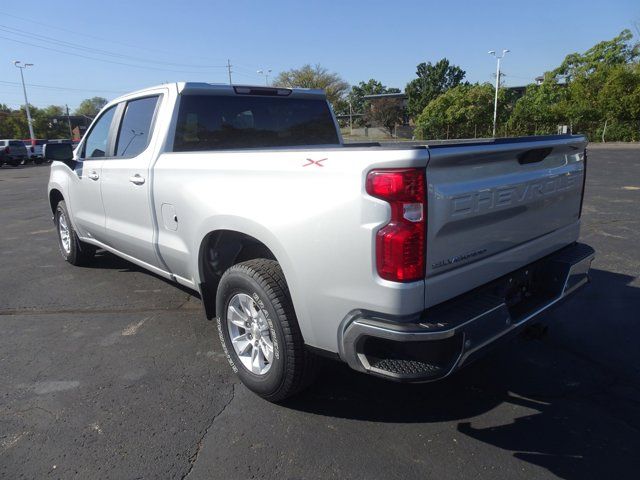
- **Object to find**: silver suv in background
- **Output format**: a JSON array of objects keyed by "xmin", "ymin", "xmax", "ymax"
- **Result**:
[{"xmin": 0, "ymin": 140, "xmax": 28, "ymax": 167}]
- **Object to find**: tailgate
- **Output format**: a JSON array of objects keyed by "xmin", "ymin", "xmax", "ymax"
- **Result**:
[{"xmin": 424, "ymin": 136, "xmax": 587, "ymax": 304}]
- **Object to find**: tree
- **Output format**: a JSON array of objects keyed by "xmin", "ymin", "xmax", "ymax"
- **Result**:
[
  {"xmin": 415, "ymin": 83, "xmax": 507, "ymax": 140},
  {"xmin": 508, "ymin": 81, "xmax": 569, "ymax": 135},
  {"xmin": 0, "ymin": 104, "xmax": 79, "ymax": 139},
  {"xmin": 365, "ymin": 97, "xmax": 405, "ymax": 136},
  {"xmin": 552, "ymin": 29, "xmax": 640, "ymax": 81},
  {"xmin": 348, "ymin": 79, "xmax": 400, "ymax": 116},
  {"xmin": 405, "ymin": 59, "xmax": 466, "ymax": 118},
  {"xmin": 0, "ymin": 104, "xmax": 27, "ymax": 138},
  {"xmin": 74, "ymin": 97, "xmax": 108, "ymax": 117},
  {"xmin": 273, "ymin": 64, "xmax": 349, "ymax": 105},
  {"xmin": 36, "ymin": 105, "xmax": 72, "ymax": 138},
  {"xmin": 509, "ymin": 30, "xmax": 640, "ymax": 140},
  {"xmin": 598, "ymin": 63, "xmax": 640, "ymax": 124}
]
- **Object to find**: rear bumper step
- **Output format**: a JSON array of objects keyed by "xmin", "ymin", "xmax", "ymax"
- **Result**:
[{"xmin": 340, "ymin": 242, "xmax": 594, "ymax": 382}]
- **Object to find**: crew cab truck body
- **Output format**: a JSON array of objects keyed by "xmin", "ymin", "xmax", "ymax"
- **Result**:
[{"xmin": 46, "ymin": 83, "xmax": 594, "ymax": 400}]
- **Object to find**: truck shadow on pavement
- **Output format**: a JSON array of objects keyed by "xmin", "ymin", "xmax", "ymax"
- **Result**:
[
  {"xmin": 89, "ymin": 250, "xmax": 201, "ymax": 298},
  {"xmin": 285, "ymin": 268, "xmax": 640, "ymax": 480}
]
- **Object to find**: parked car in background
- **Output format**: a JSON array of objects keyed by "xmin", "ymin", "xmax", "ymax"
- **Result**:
[
  {"xmin": 23, "ymin": 139, "xmax": 47, "ymax": 164},
  {"xmin": 0, "ymin": 140, "xmax": 28, "ymax": 167}
]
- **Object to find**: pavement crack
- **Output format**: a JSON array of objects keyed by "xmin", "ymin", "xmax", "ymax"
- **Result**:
[{"xmin": 181, "ymin": 383, "xmax": 236, "ymax": 480}]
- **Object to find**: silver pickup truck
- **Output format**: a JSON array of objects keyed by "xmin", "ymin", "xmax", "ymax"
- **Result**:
[{"xmin": 46, "ymin": 83, "xmax": 594, "ymax": 401}]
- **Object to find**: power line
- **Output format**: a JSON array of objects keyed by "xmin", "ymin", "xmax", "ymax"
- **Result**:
[
  {"xmin": 0, "ymin": 80, "xmax": 125, "ymax": 94},
  {"xmin": 0, "ymin": 24, "xmax": 227, "ymax": 69},
  {"xmin": 0, "ymin": 10, "xmax": 231, "ymax": 65},
  {"xmin": 0, "ymin": 34, "xmax": 230, "ymax": 74}
]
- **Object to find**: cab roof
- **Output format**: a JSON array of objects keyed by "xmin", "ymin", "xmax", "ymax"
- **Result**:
[{"xmin": 111, "ymin": 82, "xmax": 327, "ymax": 103}]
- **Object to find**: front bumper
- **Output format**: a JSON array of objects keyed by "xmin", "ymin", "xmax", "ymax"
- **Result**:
[{"xmin": 340, "ymin": 242, "xmax": 595, "ymax": 382}]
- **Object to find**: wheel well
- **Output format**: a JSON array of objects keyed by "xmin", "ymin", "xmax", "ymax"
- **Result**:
[
  {"xmin": 49, "ymin": 189, "xmax": 64, "ymax": 214},
  {"xmin": 198, "ymin": 230, "xmax": 276, "ymax": 319}
]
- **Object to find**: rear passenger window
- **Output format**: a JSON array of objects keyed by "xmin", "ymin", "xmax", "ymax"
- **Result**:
[
  {"xmin": 173, "ymin": 95, "xmax": 339, "ymax": 151},
  {"xmin": 115, "ymin": 96, "xmax": 159, "ymax": 157}
]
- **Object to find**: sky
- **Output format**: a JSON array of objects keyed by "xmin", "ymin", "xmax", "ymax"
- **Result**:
[{"xmin": 1, "ymin": 0, "xmax": 638, "ymax": 110}]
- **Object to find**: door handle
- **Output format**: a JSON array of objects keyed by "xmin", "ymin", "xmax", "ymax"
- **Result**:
[
  {"xmin": 88, "ymin": 171, "xmax": 99, "ymax": 181},
  {"xmin": 129, "ymin": 174, "xmax": 145, "ymax": 185}
]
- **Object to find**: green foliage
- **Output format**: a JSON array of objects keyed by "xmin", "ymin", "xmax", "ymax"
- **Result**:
[
  {"xmin": 1, "ymin": 103, "xmax": 78, "ymax": 139},
  {"xmin": 552, "ymin": 29, "xmax": 640, "ymax": 81},
  {"xmin": 0, "ymin": 103, "xmax": 27, "ymax": 138},
  {"xmin": 74, "ymin": 96, "xmax": 108, "ymax": 117},
  {"xmin": 414, "ymin": 83, "xmax": 506, "ymax": 140},
  {"xmin": 414, "ymin": 30, "xmax": 640, "ymax": 142},
  {"xmin": 509, "ymin": 30, "xmax": 640, "ymax": 141},
  {"xmin": 364, "ymin": 97, "xmax": 404, "ymax": 135},
  {"xmin": 405, "ymin": 59, "xmax": 466, "ymax": 118},
  {"xmin": 508, "ymin": 81, "xmax": 569, "ymax": 135},
  {"xmin": 274, "ymin": 64, "xmax": 349, "ymax": 105},
  {"xmin": 346, "ymin": 79, "xmax": 400, "ymax": 123},
  {"xmin": 598, "ymin": 63, "xmax": 640, "ymax": 122}
]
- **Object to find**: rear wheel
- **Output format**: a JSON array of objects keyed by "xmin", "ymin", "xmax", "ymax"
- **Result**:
[
  {"xmin": 216, "ymin": 259, "xmax": 317, "ymax": 401},
  {"xmin": 54, "ymin": 200, "xmax": 96, "ymax": 266}
]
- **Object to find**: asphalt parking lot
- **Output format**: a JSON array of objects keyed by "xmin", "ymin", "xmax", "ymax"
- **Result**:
[{"xmin": 1, "ymin": 145, "xmax": 639, "ymax": 480}]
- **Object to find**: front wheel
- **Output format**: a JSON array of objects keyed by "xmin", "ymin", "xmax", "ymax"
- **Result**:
[
  {"xmin": 216, "ymin": 259, "xmax": 317, "ymax": 401},
  {"xmin": 54, "ymin": 200, "xmax": 96, "ymax": 266}
]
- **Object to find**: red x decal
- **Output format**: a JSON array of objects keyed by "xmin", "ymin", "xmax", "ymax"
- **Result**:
[{"xmin": 303, "ymin": 158, "xmax": 327, "ymax": 167}]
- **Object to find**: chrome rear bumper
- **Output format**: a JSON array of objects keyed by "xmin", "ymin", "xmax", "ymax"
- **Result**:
[{"xmin": 340, "ymin": 242, "xmax": 595, "ymax": 381}]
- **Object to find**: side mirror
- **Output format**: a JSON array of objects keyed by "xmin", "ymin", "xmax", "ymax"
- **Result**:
[{"xmin": 44, "ymin": 143, "xmax": 75, "ymax": 167}]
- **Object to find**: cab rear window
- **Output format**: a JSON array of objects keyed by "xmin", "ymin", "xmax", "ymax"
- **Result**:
[
  {"xmin": 9, "ymin": 141, "xmax": 24, "ymax": 146},
  {"xmin": 173, "ymin": 95, "xmax": 338, "ymax": 151}
]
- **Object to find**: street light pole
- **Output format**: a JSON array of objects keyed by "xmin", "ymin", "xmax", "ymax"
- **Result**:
[
  {"xmin": 488, "ymin": 49, "xmax": 509, "ymax": 137},
  {"xmin": 257, "ymin": 69, "xmax": 272, "ymax": 86},
  {"xmin": 13, "ymin": 60, "xmax": 35, "ymax": 142},
  {"xmin": 66, "ymin": 104, "xmax": 73, "ymax": 139}
]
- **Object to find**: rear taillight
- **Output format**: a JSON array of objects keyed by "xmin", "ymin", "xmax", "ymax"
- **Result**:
[
  {"xmin": 5, "ymin": 147, "xmax": 9, "ymax": 154},
  {"xmin": 30, "ymin": 146, "xmax": 34, "ymax": 153},
  {"xmin": 366, "ymin": 168, "xmax": 426, "ymax": 282}
]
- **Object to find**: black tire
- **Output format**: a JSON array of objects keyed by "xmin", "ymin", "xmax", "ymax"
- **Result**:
[
  {"xmin": 216, "ymin": 259, "xmax": 317, "ymax": 401},
  {"xmin": 34, "ymin": 158, "xmax": 44, "ymax": 165},
  {"xmin": 9, "ymin": 158, "xmax": 20, "ymax": 167},
  {"xmin": 54, "ymin": 200, "xmax": 96, "ymax": 266}
]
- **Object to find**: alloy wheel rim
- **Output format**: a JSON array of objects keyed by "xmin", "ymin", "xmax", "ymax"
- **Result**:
[
  {"xmin": 226, "ymin": 293, "xmax": 274, "ymax": 375},
  {"xmin": 58, "ymin": 212, "xmax": 71, "ymax": 254}
]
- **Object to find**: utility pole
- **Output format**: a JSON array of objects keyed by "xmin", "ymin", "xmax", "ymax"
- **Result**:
[
  {"xmin": 65, "ymin": 104, "xmax": 73, "ymax": 139},
  {"xmin": 348, "ymin": 99, "xmax": 353, "ymax": 136},
  {"xmin": 13, "ymin": 60, "xmax": 35, "ymax": 142},
  {"xmin": 257, "ymin": 68, "xmax": 272, "ymax": 86},
  {"xmin": 227, "ymin": 59, "xmax": 233, "ymax": 85},
  {"xmin": 488, "ymin": 49, "xmax": 509, "ymax": 137}
]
